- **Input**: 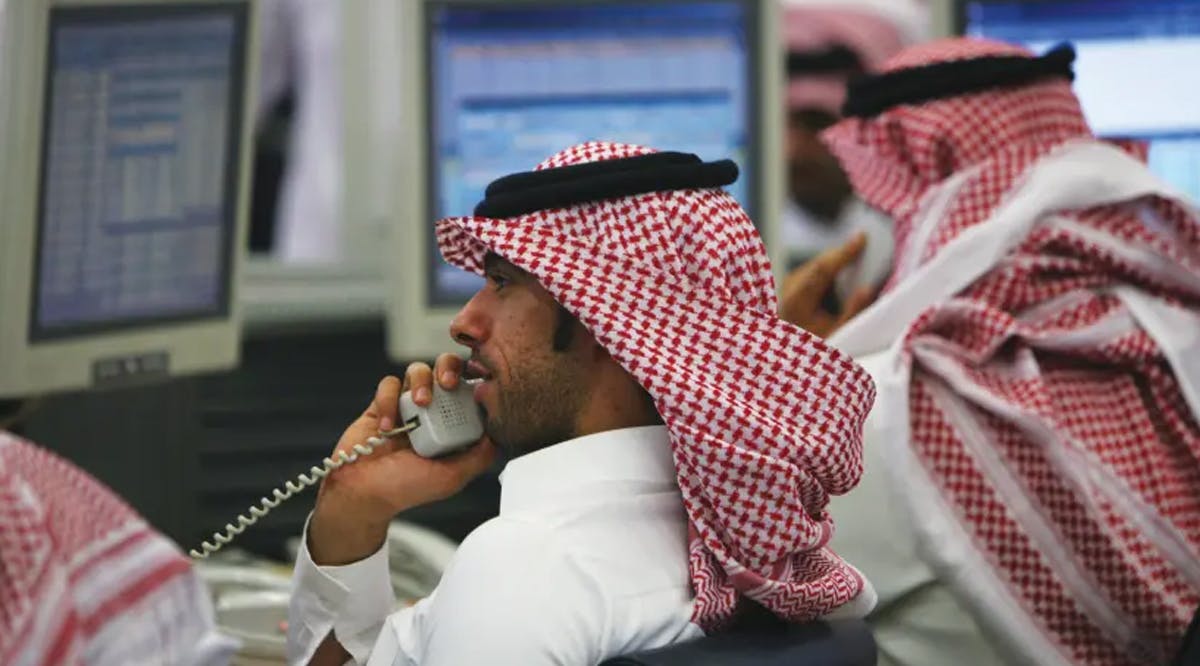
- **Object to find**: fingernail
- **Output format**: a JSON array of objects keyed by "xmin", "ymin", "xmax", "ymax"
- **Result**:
[
  {"xmin": 379, "ymin": 416, "xmax": 394, "ymax": 431},
  {"xmin": 416, "ymin": 386, "xmax": 431, "ymax": 403},
  {"xmin": 441, "ymin": 371, "xmax": 456, "ymax": 386}
]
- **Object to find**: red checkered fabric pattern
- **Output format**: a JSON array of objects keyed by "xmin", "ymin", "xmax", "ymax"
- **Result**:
[
  {"xmin": 437, "ymin": 140, "xmax": 877, "ymax": 630},
  {"xmin": 0, "ymin": 432, "xmax": 197, "ymax": 665},
  {"xmin": 825, "ymin": 38, "xmax": 1200, "ymax": 664},
  {"xmin": 825, "ymin": 38, "xmax": 1094, "ymax": 292}
]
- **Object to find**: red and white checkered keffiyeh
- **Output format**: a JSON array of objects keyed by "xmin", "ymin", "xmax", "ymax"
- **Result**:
[
  {"xmin": 436, "ymin": 140, "xmax": 877, "ymax": 630},
  {"xmin": 0, "ymin": 431, "xmax": 225, "ymax": 665},
  {"xmin": 825, "ymin": 38, "xmax": 1200, "ymax": 664}
]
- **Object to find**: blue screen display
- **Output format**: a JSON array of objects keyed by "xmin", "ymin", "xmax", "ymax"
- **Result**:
[
  {"xmin": 427, "ymin": 2, "xmax": 754, "ymax": 304},
  {"xmin": 33, "ymin": 6, "xmax": 245, "ymax": 339},
  {"xmin": 962, "ymin": 0, "xmax": 1200, "ymax": 205}
]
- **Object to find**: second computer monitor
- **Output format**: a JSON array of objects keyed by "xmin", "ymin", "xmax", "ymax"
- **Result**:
[{"xmin": 387, "ymin": 0, "xmax": 782, "ymax": 360}]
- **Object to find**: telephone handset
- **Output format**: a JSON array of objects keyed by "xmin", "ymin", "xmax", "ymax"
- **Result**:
[
  {"xmin": 400, "ymin": 381, "xmax": 485, "ymax": 458},
  {"xmin": 190, "ymin": 382, "xmax": 485, "ymax": 559}
]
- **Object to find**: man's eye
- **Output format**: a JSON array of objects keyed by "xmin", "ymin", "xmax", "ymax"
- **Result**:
[{"xmin": 487, "ymin": 273, "xmax": 509, "ymax": 290}]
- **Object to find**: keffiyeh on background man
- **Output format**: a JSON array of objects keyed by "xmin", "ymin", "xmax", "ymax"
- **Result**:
[
  {"xmin": 0, "ymin": 431, "xmax": 234, "ymax": 666},
  {"xmin": 808, "ymin": 37, "xmax": 1200, "ymax": 666}
]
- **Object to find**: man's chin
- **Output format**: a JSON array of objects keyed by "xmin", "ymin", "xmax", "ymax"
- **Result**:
[
  {"xmin": 482, "ymin": 423, "xmax": 517, "ymax": 460},
  {"xmin": 483, "ymin": 421, "xmax": 554, "ymax": 461}
]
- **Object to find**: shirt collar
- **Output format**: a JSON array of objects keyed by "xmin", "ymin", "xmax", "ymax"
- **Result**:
[{"xmin": 498, "ymin": 426, "xmax": 675, "ymax": 514}]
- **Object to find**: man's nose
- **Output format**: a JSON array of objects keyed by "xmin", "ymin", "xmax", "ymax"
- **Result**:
[{"xmin": 449, "ymin": 293, "xmax": 489, "ymax": 348}]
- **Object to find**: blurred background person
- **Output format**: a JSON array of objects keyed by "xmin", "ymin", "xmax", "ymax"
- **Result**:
[
  {"xmin": 778, "ymin": 0, "xmax": 925, "ymax": 286},
  {"xmin": 253, "ymin": 0, "xmax": 343, "ymax": 263},
  {"xmin": 786, "ymin": 37, "xmax": 1200, "ymax": 666}
]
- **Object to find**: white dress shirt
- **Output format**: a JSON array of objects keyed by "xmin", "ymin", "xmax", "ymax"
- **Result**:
[{"xmin": 288, "ymin": 426, "xmax": 704, "ymax": 666}]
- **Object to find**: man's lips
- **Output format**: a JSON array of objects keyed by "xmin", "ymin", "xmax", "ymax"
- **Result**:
[{"xmin": 464, "ymin": 359, "xmax": 493, "ymax": 382}]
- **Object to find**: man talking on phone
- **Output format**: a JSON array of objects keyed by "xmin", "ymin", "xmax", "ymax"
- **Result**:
[{"xmin": 287, "ymin": 142, "xmax": 877, "ymax": 665}]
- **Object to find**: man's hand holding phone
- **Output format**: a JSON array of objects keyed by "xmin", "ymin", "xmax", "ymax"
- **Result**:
[{"xmin": 307, "ymin": 354, "xmax": 495, "ymax": 566}]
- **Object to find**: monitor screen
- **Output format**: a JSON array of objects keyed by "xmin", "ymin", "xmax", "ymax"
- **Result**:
[
  {"xmin": 425, "ymin": 1, "xmax": 758, "ymax": 305},
  {"xmin": 31, "ymin": 4, "xmax": 247, "ymax": 341},
  {"xmin": 961, "ymin": 0, "xmax": 1200, "ymax": 204}
]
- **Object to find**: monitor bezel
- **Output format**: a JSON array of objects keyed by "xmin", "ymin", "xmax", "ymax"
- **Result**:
[
  {"xmin": 27, "ymin": 2, "xmax": 249, "ymax": 342},
  {"xmin": 953, "ymin": 0, "xmax": 970, "ymax": 36}
]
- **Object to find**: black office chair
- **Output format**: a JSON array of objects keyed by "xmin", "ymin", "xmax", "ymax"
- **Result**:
[
  {"xmin": 1172, "ymin": 603, "xmax": 1200, "ymax": 666},
  {"xmin": 600, "ymin": 619, "xmax": 876, "ymax": 666}
]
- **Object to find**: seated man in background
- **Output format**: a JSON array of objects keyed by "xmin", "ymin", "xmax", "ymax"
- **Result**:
[
  {"xmin": 0, "ymin": 410, "xmax": 235, "ymax": 665},
  {"xmin": 784, "ymin": 37, "xmax": 1200, "ymax": 665},
  {"xmin": 288, "ymin": 142, "xmax": 878, "ymax": 665},
  {"xmin": 778, "ymin": 0, "xmax": 924, "ymax": 280}
]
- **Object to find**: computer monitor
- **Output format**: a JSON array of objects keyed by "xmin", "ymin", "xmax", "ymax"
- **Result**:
[
  {"xmin": 386, "ymin": 0, "xmax": 783, "ymax": 360},
  {"xmin": 0, "ymin": 0, "xmax": 257, "ymax": 398},
  {"xmin": 958, "ymin": 0, "xmax": 1200, "ymax": 204}
]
